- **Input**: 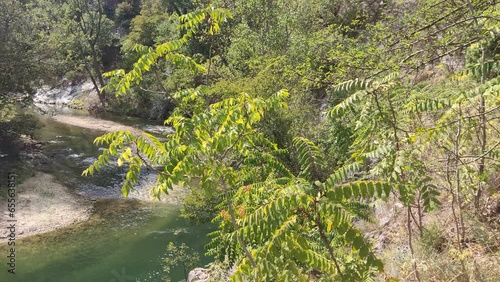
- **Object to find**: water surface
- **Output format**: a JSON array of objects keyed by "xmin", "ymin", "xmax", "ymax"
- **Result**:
[{"xmin": 0, "ymin": 106, "xmax": 213, "ymax": 282}]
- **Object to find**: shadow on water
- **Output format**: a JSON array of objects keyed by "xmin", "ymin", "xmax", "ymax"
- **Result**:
[{"xmin": 0, "ymin": 105, "xmax": 214, "ymax": 282}]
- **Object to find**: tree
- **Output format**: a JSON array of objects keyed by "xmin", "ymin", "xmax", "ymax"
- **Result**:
[
  {"xmin": 65, "ymin": 0, "xmax": 115, "ymax": 108},
  {"xmin": 0, "ymin": 0, "xmax": 66, "ymax": 122},
  {"xmin": 83, "ymin": 1, "xmax": 500, "ymax": 281},
  {"xmin": 322, "ymin": 1, "xmax": 500, "ymax": 280},
  {"xmin": 84, "ymin": 5, "xmax": 402, "ymax": 281},
  {"xmin": 163, "ymin": 242, "xmax": 200, "ymax": 282},
  {"xmin": 0, "ymin": 0, "xmax": 32, "ymax": 96},
  {"xmin": 85, "ymin": 84, "xmax": 397, "ymax": 280}
]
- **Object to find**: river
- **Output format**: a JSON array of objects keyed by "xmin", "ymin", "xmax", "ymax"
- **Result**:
[{"xmin": 0, "ymin": 105, "xmax": 214, "ymax": 282}]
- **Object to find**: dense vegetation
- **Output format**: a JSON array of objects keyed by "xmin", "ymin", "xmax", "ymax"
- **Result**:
[{"xmin": 2, "ymin": 0, "xmax": 499, "ymax": 281}]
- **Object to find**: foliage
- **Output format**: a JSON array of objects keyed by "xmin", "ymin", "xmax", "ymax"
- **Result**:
[
  {"xmin": 97, "ymin": 1, "xmax": 234, "ymax": 117},
  {"xmin": 83, "ymin": 7, "xmax": 402, "ymax": 278},
  {"xmin": 181, "ymin": 184, "xmax": 221, "ymax": 224},
  {"xmin": 320, "ymin": 2, "xmax": 500, "ymax": 281},
  {"xmin": 114, "ymin": 0, "xmax": 141, "ymax": 30},
  {"xmin": 5, "ymin": 0, "xmax": 491, "ymax": 281},
  {"xmin": 0, "ymin": 0, "xmax": 68, "ymax": 98},
  {"xmin": 163, "ymin": 242, "xmax": 200, "ymax": 282},
  {"xmin": 78, "ymin": 0, "xmax": 500, "ymax": 280},
  {"xmin": 85, "ymin": 85, "xmax": 395, "ymax": 280}
]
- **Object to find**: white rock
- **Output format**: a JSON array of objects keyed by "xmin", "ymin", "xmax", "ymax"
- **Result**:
[{"xmin": 188, "ymin": 268, "xmax": 210, "ymax": 282}]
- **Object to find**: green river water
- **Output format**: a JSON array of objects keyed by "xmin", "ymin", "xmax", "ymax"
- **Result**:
[{"xmin": 0, "ymin": 106, "xmax": 214, "ymax": 282}]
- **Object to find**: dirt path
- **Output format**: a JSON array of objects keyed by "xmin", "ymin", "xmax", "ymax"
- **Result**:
[{"xmin": 0, "ymin": 172, "xmax": 90, "ymax": 242}]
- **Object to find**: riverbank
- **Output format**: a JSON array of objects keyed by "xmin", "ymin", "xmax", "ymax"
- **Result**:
[
  {"xmin": 0, "ymin": 172, "xmax": 91, "ymax": 243},
  {"xmin": 52, "ymin": 114, "xmax": 143, "ymax": 134},
  {"xmin": 0, "ymin": 109, "xmax": 184, "ymax": 242}
]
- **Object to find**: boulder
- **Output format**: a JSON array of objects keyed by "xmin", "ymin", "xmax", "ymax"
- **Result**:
[{"xmin": 188, "ymin": 268, "xmax": 210, "ymax": 282}]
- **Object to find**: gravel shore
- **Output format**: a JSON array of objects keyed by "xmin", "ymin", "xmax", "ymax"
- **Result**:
[
  {"xmin": 52, "ymin": 114, "xmax": 143, "ymax": 134},
  {"xmin": 0, "ymin": 172, "xmax": 90, "ymax": 242}
]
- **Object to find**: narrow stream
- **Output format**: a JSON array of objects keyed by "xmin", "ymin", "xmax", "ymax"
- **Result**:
[{"xmin": 0, "ymin": 105, "xmax": 213, "ymax": 282}]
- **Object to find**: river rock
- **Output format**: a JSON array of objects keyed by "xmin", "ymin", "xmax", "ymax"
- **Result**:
[{"xmin": 188, "ymin": 268, "xmax": 210, "ymax": 282}]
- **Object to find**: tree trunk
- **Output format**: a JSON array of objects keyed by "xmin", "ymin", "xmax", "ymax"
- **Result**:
[{"xmin": 85, "ymin": 65, "xmax": 106, "ymax": 110}]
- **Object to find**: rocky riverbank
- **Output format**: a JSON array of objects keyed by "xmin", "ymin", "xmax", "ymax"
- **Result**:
[
  {"xmin": 34, "ymin": 81, "xmax": 99, "ymax": 110},
  {"xmin": 0, "ymin": 105, "xmax": 183, "ymax": 244}
]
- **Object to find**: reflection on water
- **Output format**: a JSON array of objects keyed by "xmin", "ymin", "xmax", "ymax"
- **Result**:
[{"xmin": 0, "ymin": 105, "xmax": 212, "ymax": 282}]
